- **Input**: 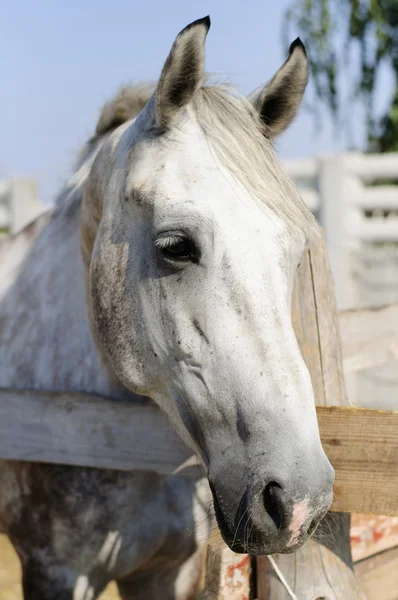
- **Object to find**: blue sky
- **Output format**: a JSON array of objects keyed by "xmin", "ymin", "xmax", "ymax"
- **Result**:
[{"xmin": 0, "ymin": 1, "xmax": 392, "ymax": 204}]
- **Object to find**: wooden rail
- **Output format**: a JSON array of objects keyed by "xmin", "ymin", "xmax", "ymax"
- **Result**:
[
  {"xmin": 1, "ymin": 391, "xmax": 397, "ymax": 516},
  {"xmin": 2, "ymin": 236, "xmax": 397, "ymax": 598},
  {"xmin": 0, "ymin": 389, "xmax": 196, "ymax": 475},
  {"xmin": 319, "ymin": 406, "xmax": 398, "ymax": 515}
]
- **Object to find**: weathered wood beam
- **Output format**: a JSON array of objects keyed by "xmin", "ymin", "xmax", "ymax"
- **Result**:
[
  {"xmin": 0, "ymin": 389, "xmax": 196, "ymax": 475},
  {"xmin": 319, "ymin": 406, "xmax": 398, "ymax": 516}
]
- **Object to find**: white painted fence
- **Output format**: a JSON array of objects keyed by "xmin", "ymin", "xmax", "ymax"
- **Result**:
[
  {"xmin": 284, "ymin": 151, "xmax": 398, "ymax": 409},
  {"xmin": 0, "ymin": 178, "xmax": 45, "ymax": 235}
]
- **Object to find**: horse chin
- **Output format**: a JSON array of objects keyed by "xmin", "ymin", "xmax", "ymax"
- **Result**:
[
  {"xmin": 216, "ymin": 522, "xmax": 310, "ymax": 556},
  {"xmin": 214, "ymin": 513, "xmax": 309, "ymax": 556}
]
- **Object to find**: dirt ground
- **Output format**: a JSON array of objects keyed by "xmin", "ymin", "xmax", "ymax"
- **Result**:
[{"xmin": 0, "ymin": 534, "xmax": 120, "ymax": 600}]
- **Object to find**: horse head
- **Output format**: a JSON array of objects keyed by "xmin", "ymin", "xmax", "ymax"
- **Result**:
[{"xmin": 82, "ymin": 17, "xmax": 334, "ymax": 555}]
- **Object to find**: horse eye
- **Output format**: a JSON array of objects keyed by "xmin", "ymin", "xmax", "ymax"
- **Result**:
[{"xmin": 156, "ymin": 234, "xmax": 197, "ymax": 263}]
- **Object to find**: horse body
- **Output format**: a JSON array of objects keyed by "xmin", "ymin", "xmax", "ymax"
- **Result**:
[{"xmin": 0, "ymin": 16, "xmax": 334, "ymax": 599}]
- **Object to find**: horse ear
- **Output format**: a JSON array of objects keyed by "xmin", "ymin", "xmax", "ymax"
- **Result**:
[
  {"xmin": 156, "ymin": 16, "xmax": 210, "ymax": 129},
  {"xmin": 248, "ymin": 38, "xmax": 309, "ymax": 138}
]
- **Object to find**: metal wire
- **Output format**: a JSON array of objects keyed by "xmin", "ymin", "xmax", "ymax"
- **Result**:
[{"xmin": 267, "ymin": 555, "xmax": 299, "ymax": 600}]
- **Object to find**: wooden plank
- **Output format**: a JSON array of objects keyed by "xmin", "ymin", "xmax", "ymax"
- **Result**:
[
  {"xmin": 0, "ymin": 389, "xmax": 197, "ymax": 476},
  {"xmin": 310, "ymin": 234, "xmax": 348, "ymax": 406},
  {"xmin": 355, "ymin": 546, "xmax": 398, "ymax": 600},
  {"xmin": 339, "ymin": 303, "xmax": 398, "ymax": 375},
  {"xmin": 291, "ymin": 234, "xmax": 351, "ymax": 405},
  {"xmin": 319, "ymin": 405, "xmax": 398, "ymax": 515},
  {"xmin": 291, "ymin": 247, "xmax": 326, "ymax": 406}
]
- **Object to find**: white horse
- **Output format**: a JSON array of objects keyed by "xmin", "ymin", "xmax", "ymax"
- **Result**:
[{"xmin": 0, "ymin": 17, "xmax": 334, "ymax": 599}]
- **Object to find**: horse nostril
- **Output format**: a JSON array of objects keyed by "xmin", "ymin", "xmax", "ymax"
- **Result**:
[{"xmin": 263, "ymin": 481, "xmax": 285, "ymax": 530}]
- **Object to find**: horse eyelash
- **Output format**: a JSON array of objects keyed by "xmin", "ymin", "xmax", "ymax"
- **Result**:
[{"xmin": 155, "ymin": 234, "xmax": 185, "ymax": 249}]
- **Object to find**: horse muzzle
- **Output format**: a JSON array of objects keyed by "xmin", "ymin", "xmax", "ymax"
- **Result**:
[{"xmin": 209, "ymin": 459, "xmax": 334, "ymax": 555}]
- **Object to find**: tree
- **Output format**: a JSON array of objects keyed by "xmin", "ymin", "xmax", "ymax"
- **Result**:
[{"xmin": 284, "ymin": 0, "xmax": 398, "ymax": 151}]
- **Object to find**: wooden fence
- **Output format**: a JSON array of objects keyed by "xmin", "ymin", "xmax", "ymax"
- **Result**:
[
  {"xmin": 1, "ymin": 230, "xmax": 397, "ymax": 598},
  {"xmin": 285, "ymin": 152, "xmax": 398, "ymax": 414},
  {"xmin": 1, "ymin": 160, "xmax": 398, "ymax": 597},
  {"xmin": 0, "ymin": 178, "xmax": 45, "ymax": 235},
  {"xmin": 1, "ymin": 305, "xmax": 397, "ymax": 516},
  {"xmin": 284, "ymin": 152, "xmax": 398, "ymax": 310}
]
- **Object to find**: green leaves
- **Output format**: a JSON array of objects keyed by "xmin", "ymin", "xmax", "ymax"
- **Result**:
[{"xmin": 284, "ymin": 0, "xmax": 398, "ymax": 151}]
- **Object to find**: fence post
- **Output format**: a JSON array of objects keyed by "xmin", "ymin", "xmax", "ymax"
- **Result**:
[
  {"xmin": 317, "ymin": 153, "xmax": 364, "ymax": 311},
  {"xmin": 9, "ymin": 178, "xmax": 42, "ymax": 233},
  {"xmin": 256, "ymin": 231, "xmax": 363, "ymax": 599}
]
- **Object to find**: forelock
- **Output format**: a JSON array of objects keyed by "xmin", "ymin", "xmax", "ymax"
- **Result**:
[{"xmin": 191, "ymin": 85, "xmax": 318, "ymax": 239}]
